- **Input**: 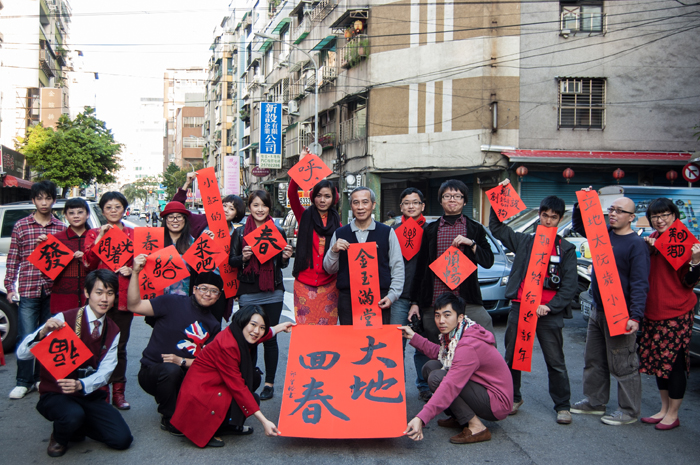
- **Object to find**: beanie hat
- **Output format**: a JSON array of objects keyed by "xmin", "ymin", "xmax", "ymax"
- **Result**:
[{"xmin": 194, "ymin": 271, "xmax": 224, "ymax": 290}]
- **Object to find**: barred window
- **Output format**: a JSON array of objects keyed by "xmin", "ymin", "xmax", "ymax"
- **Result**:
[{"xmin": 558, "ymin": 78, "xmax": 605, "ymax": 129}]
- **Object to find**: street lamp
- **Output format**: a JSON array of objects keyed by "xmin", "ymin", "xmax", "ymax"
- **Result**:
[{"xmin": 254, "ymin": 32, "xmax": 320, "ymax": 155}]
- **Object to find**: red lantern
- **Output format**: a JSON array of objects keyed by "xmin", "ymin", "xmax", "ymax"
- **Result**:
[
  {"xmin": 613, "ymin": 168, "xmax": 625, "ymax": 183},
  {"xmin": 563, "ymin": 168, "xmax": 575, "ymax": 183},
  {"xmin": 666, "ymin": 169, "xmax": 678, "ymax": 184},
  {"xmin": 516, "ymin": 166, "xmax": 528, "ymax": 181}
]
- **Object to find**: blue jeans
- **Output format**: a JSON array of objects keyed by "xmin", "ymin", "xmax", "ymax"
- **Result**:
[
  {"xmin": 16, "ymin": 290, "xmax": 51, "ymax": 387},
  {"xmin": 390, "ymin": 298, "xmax": 411, "ymax": 350}
]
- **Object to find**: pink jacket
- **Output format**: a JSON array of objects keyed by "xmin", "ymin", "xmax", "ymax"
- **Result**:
[{"xmin": 410, "ymin": 324, "xmax": 513, "ymax": 425}]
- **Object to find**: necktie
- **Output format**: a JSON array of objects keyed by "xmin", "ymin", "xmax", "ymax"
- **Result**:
[{"xmin": 91, "ymin": 320, "xmax": 101, "ymax": 339}]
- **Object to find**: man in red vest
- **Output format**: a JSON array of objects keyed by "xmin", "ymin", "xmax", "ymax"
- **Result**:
[{"xmin": 16, "ymin": 269, "xmax": 133, "ymax": 457}]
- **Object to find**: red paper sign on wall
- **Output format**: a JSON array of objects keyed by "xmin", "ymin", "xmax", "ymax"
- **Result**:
[
  {"xmin": 654, "ymin": 219, "xmax": 699, "ymax": 270},
  {"xmin": 278, "ymin": 326, "xmax": 405, "ymax": 438},
  {"xmin": 347, "ymin": 242, "xmax": 383, "ymax": 328},
  {"xmin": 243, "ymin": 219, "xmax": 287, "ymax": 264},
  {"xmin": 93, "ymin": 226, "xmax": 134, "ymax": 272},
  {"xmin": 288, "ymin": 154, "xmax": 333, "ymax": 193},
  {"xmin": 429, "ymin": 246, "xmax": 477, "ymax": 290},
  {"xmin": 28, "ymin": 235, "xmax": 74, "ymax": 280},
  {"xmin": 486, "ymin": 183, "xmax": 527, "ymax": 222},
  {"xmin": 512, "ymin": 225, "xmax": 557, "ymax": 372},
  {"xmin": 576, "ymin": 190, "xmax": 629, "ymax": 336},
  {"xmin": 142, "ymin": 245, "xmax": 190, "ymax": 292},
  {"xmin": 183, "ymin": 234, "xmax": 228, "ymax": 273},
  {"xmin": 134, "ymin": 227, "xmax": 164, "ymax": 257},
  {"xmin": 394, "ymin": 217, "xmax": 423, "ymax": 261},
  {"xmin": 31, "ymin": 325, "xmax": 92, "ymax": 381}
]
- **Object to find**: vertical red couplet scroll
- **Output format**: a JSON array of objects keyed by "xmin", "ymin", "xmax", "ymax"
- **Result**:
[
  {"xmin": 576, "ymin": 190, "xmax": 629, "ymax": 336},
  {"xmin": 347, "ymin": 242, "xmax": 383, "ymax": 328},
  {"xmin": 512, "ymin": 225, "xmax": 557, "ymax": 372},
  {"xmin": 196, "ymin": 167, "xmax": 239, "ymax": 297}
]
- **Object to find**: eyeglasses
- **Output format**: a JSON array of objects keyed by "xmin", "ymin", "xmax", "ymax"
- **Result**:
[
  {"xmin": 401, "ymin": 201, "xmax": 423, "ymax": 207},
  {"xmin": 607, "ymin": 207, "xmax": 634, "ymax": 215},
  {"xmin": 442, "ymin": 194, "xmax": 464, "ymax": 201},
  {"xmin": 650, "ymin": 212, "xmax": 673, "ymax": 222},
  {"xmin": 194, "ymin": 286, "xmax": 221, "ymax": 296},
  {"xmin": 166, "ymin": 215, "xmax": 185, "ymax": 222},
  {"xmin": 104, "ymin": 206, "xmax": 123, "ymax": 212}
]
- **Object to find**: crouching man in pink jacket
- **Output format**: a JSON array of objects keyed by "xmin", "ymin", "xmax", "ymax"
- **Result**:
[{"xmin": 401, "ymin": 292, "xmax": 513, "ymax": 444}]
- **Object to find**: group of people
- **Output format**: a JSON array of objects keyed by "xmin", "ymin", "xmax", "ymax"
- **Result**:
[{"xmin": 6, "ymin": 171, "xmax": 699, "ymax": 457}]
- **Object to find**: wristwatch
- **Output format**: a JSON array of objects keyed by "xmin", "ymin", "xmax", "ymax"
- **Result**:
[{"xmin": 180, "ymin": 358, "xmax": 187, "ymax": 367}]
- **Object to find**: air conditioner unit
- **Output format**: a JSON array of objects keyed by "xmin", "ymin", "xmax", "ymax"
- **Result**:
[
  {"xmin": 317, "ymin": 66, "xmax": 325, "ymax": 87},
  {"xmin": 253, "ymin": 75, "xmax": 266, "ymax": 85},
  {"xmin": 560, "ymin": 80, "xmax": 582, "ymax": 94},
  {"xmin": 287, "ymin": 100, "xmax": 299, "ymax": 114}
]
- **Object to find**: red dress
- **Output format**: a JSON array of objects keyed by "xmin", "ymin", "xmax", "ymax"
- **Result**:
[
  {"xmin": 50, "ymin": 228, "xmax": 90, "ymax": 314},
  {"xmin": 83, "ymin": 225, "xmax": 134, "ymax": 311}
]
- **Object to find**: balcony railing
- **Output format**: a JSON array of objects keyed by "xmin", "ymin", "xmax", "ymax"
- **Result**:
[
  {"xmin": 292, "ymin": 16, "xmax": 311, "ymax": 44},
  {"xmin": 319, "ymin": 132, "xmax": 335, "ymax": 148},
  {"xmin": 310, "ymin": 0, "xmax": 338, "ymax": 23},
  {"xmin": 39, "ymin": 48, "xmax": 55, "ymax": 77},
  {"xmin": 339, "ymin": 114, "xmax": 366, "ymax": 143},
  {"xmin": 290, "ymin": 77, "xmax": 306, "ymax": 99},
  {"xmin": 339, "ymin": 35, "xmax": 369, "ymax": 69}
]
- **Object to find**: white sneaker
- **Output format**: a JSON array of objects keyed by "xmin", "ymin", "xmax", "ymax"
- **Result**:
[{"xmin": 9, "ymin": 386, "xmax": 29, "ymax": 399}]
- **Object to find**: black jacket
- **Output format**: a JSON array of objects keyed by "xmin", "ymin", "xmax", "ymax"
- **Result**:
[
  {"xmin": 489, "ymin": 208, "xmax": 577, "ymax": 326},
  {"xmin": 229, "ymin": 224, "xmax": 289, "ymax": 295},
  {"xmin": 410, "ymin": 215, "xmax": 494, "ymax": 307}
]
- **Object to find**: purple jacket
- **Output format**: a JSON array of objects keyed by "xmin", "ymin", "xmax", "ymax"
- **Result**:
[
  {"xmin": 410, "ymin": 324, "xmax": 513, "ymax": 425},
  {"xmin": 173, "ymin": 188, "xmax": 209, "ymax": 238}
]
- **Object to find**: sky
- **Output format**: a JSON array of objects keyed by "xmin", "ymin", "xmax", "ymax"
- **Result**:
[{"xmin": 68, "ymin": 0, "xmax": 235, "ymax": 144}]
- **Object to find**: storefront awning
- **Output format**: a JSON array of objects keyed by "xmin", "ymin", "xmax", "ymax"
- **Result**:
[
  {"xmin": 2, "ymin": 175, "xmax": 33, "ymax": 189},
  {"xmin": 502, "ymin": 150, "xmax": 692, "ymax": 165}
]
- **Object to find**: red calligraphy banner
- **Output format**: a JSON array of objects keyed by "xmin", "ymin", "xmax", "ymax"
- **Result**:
[
  {"xmin": 512, "ymin": 225, "xmax": 557, "ymax": 372},
  {"xmin": 288, "ymin": 154, "xmax": 333, "ymax": 193},
  {"xmin": 429, "ymin": 246, "xmax": 477, "ymax": 290},
  {"xmin": 196, "ymin": 167, "xmax": 230, "ymax": 249},
  {"xmin": 93, "ymin": 227, "xmax": 134, "ymax": 272},
  {"xmin": 278, "ymin": 325, "xmax": 405, "ymax": 438},
  {"xmin": 183, "ymin": 234, "xmax": 228, "ymax": 273},
  {"xmin": 654, "ymin": 219, "xmax": 699, "ymax": 270},
  {"xmin": 395, "ymin": 217, "xmax": 423, "ymax": 261},
  {"xmin": 576, "ymin": 190, "xmax": 629, "ymax": 336},
  {"xmin": 486, "ymin": 183, "xmax": 527, "ymax": 222},
  {"xmin": 219, "ymin": 263, "xmax": 239, "ymax": 298},
  {"xmin": 243, "ymin": 219, "xmax": 287, "ymax": 264},
  {"xmin": 139, "ymin": 271, "xmax": 163, "ymax": 300},
  {"xmin": 31, "ymin": 325, "xmax": 92, "ymax": 381},
  {"xmin": 28, "ymin": 235, "xmax": 74, "ymax": 280},
  {"xmin": 142, "ymin": 245, "xmax": 190, "ymax": 292},
  {"xmin": 134, "ymin": 227, "xmax": 164, "ymax": 257},
  {"xmin": 347, "ymin": 242, "xmax": 383, "ymax": 328}
]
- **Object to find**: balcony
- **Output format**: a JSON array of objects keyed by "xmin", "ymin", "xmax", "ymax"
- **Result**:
[
  {"xmin": 339, "ymin": 114, "xmax": 366, "ymax": 143},
  {"xmin": 212, "ymin": 66, "xmax": 223, "ymax": 83},
  {"xmin": 290, "ymin": 77, "xmax": 305, "ymax": 100},
  {"xmin": 304, "ymin": 70, "xmax": 316, "ymax": 92},
  {"xmin": 319, "ymin": 132, "xmax": 335, "ymax": 148},
  {"xmin": 339, "ymin": 35, "xmax": 369, "ymax": 69},
  {"xmin": 292, "ymin": 16, "xmax": 311, "ymax": 44},
  {"xmin": 310, "ymin": 0, "xmax": 338, "ymax": 23},
  {"xmin": 39, "ymin": 48, "xmax": 55, "ymax": 77}
]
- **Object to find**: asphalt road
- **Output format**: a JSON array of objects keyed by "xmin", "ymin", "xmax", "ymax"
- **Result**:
[{"xmin": 2, "ymin": 257, "xmax": 700, "ymax": 464}]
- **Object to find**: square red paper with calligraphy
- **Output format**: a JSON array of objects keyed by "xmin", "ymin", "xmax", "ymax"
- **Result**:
[
  {"xmin": 395, "ymin": 217, "xmax": 424, "ymax": 261},
  {"xmin": 654, "ymin": 219, "xmax": 700, "ymax": 270},
  {"xmin": 31, "ymin": 325, "xmax": 92, "ymax": 381},
  {"xmin": 243, "ymin": 219, "xmax": 288, "ymax": 264},
  {"xmin": 134, "ymin": 227, "xmax": 164, "ymax": 257},
  {"xmin": 93, "ymin": 227, "xmax": 134, "ymax": 272},
  {"xmin": 429, "ymin": 246, "xmax": 477, "ymax": 290},
  {"xmin": 142, "ymin": 245, "xmax": 191, "ymax": 292},
  {"xmin": 288, "ymin": 154, "xmax": 333, "ymax": 193},
  {"xmin": 183, "ymin": 234, "xmax": 228, "ymax": 274},
  {"xmin": 278, "ymin": 326, "xmax": 406, "ymax": 439},
  {"xmin": 28, "ymin": 235, "xmax": 75, "ymax": 280},
  {"xmin": 486, "ymin": 183, "xmax": 527, "ymax": 222}
]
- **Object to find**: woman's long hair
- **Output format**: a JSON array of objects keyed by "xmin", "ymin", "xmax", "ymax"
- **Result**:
[{"xmin": 163, "ymin": 214, "xmax": 192, "ymax": 255}]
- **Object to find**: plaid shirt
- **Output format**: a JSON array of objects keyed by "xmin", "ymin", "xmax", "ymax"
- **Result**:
[
  {"xmin": 432, "ymin": 215, "xmax": 467, "ymax": 305},
  {"xmin": 4, "ymin": 214, "xmax": 66, "ymax": 298}
]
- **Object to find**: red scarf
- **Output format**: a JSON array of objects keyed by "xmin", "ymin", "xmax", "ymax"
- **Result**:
[
  {"xmin": 403, "ymin": 214, "xmax": 426, "ymax": 227},
  {"xmin": 242, "ymin": 215, "xmax": 276, "ymax": 292}
]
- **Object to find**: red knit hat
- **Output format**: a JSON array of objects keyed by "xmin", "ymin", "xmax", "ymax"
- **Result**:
[{"xmin": 160, "ymin": 201, "xmax": 191, "ymax": 218}]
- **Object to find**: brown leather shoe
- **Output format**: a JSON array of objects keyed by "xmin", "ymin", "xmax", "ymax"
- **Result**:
[
  {"xmin": 47, "ymin": 434, "xmax": 67, "ymax": 457},
  {"xmin": 450, "ymin": 427, "xmax": 492, "ymax": 444},
  {"xmin": 437, "ymin": 417, "xmax": 462, "ymax": 428},
  {"xmin": 112, "ymin": 383, "xmax": 130, "ymax": 410}
]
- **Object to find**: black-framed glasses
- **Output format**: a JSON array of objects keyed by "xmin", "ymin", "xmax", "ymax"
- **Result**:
[
  {"xmin": 650, "ymin": 212, "xmax": 673, "ymax": 222},
  {"xmin": 166, "ymin": 215, "xmax": 185, "ymax": 222},
  {"xmin": 607, "ymin": 207, "xmax": 633, "ymax": 215},
  {"xmin": 194, "ymin": 286, "xmax": 221, "ymax": 296},
  {"xmin": 442, "ymin": 194, "xmax": 464, "ymax": 201},
  {"xmin": 400, "ymin": 201, "xmax": 423, "ymax": 207}
]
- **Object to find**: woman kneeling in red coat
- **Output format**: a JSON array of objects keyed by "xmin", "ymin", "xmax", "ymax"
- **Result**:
[{"xmin": 171, "ymin": 305, "xmax": 294, "ymax": 447}]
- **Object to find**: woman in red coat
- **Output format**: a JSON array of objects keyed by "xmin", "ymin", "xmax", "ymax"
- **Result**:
[{"xmin": 171, "ymin": 305, "xmax": 293, "ymax": 447}]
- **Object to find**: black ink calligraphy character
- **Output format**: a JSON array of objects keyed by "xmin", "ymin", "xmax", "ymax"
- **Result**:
[
  {"xmin": 299, "ymin": 351, "xmax": 340, "ymax": 370},
  {"xmin": 587, "ymin": 215, "xmax": 603, "ymax": 226},
  {"xmin": 602, "ymin": 271, "xmax": 614, "ymax": 286},
  {"xmin": 538, "ymin": 234, "xmax": 550, "ymax": 246},
  {"xmin": 290, "ymin": 378, "xmax": 349, "ymax": 423},
  {"xmin": 252, "ymin": 225, "xmax": 282, "ymax": 255},
  {"xmin": 530, "ymin": 271, "xmax": 541, "ymax": 285},
  {"xmin": 361, "ymin": 271, "xmax": 372, "ymax": 285},
  {"xmin": 141, "ymin": 232, "xmax": 158, "ymax": 252},
  {"xmin": 595, "ymin": 253, "xmax": 610, "ymax": 267},
  {"xmin": 592, "ymin": 233, "xmax": 608, "ymax": 248},
  {"xmin": 534, "ymin": 252, "xmax": 547, "ymax": 266},
  {"xmin": 299, "ymin": 158, "xmax": 321, "ymax": 183},
  {"xmin": 520, "ymin": 330, "xmax": 531, "ymax": 342},
  {"xmin": 38, "ymin": 242, "xmax": 70, "ymax": 271},
  {"xmin": 667, "ymin": 244, "xmax": 686, "ymax": 258},
  {"xmin": 362, "ymin": 308, "xmax": 376, "ymax": 326},
  {"xmin": 403, "ymin": 227, "xmax": 417, "ymax": 250},
  {"xmin": 354, "ymin": 248, "xmax": 375, "ymax": 269},
  {"xmin": 357, "ymin": 288, "xmax": 374, "ymax": 306},
  {"xmin": 349, "ymin": 370, "xmax": 404, "ymax": 403},
  {"xmin": 352, "ymin": 336, "xmax": 387, "ymax": 365},
  {"xmin": 517, "ymin": 347, "xmax": 529, "ymax": 363}
]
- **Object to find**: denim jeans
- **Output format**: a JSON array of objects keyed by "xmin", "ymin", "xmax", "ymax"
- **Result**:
[
  {"xmin": 412, "ymin": 306, "xmax": 441, "ymax": 393},
  {"xmin": 16, "ymin": 290, "xmax": 51, "ymax": 387},
  {"xmin": 390, "ymin": 298, "xmax": 411, "ymax": 351}
]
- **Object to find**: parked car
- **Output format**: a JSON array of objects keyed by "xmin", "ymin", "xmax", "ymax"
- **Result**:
[
  {"xmin": 282, "ymin": 210, "xmax": 298, "ymax": 250},
  {"xmin": 0, "ymin": 254, "xmax": 17, "ymax": 353},
  {"xmin": 479, "ymin": 228, "xmax": 513, "ymax": 317}
]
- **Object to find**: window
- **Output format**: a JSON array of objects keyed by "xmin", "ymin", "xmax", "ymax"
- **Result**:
[
  {"xmin": 184, "ymin": 137, "xmax": 205, "ymax": 148},
  {"xmin": 183, "ymin": 116, "xmax": 204, "ymax": 127},
  {"xmin": 558, "ymin": 78, "xmax": 605, "ymax": 129},
  {"xmin": 560, "ymin": 1, "xmax": 604, "ymax": 33}
]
